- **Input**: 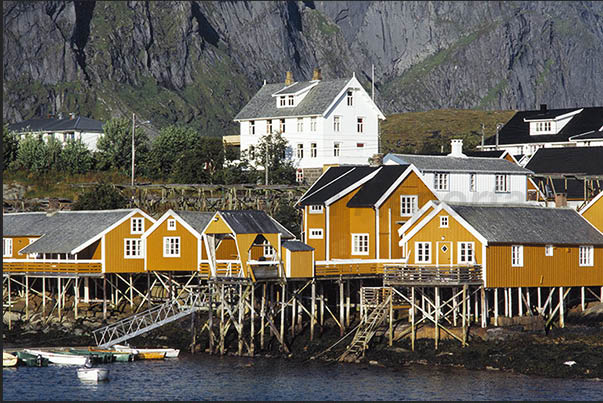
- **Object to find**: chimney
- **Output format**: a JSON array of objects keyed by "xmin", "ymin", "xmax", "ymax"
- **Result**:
[
  {"xmin": 447, "ymin": 139, "xmax": 466, "ymax": 158},
  {"xmin": 285, "ymin": 71, "xmax": 294, "ymax": 85},
  {"xmin": 312, "ymin": 68, "xmax": 322, "ymax": 81},
  {"xmin": 369, "ymin": 153, "xmax": 384, "ymax": 167},
  {"xmin": 69, "ymin": 112, "xmax": 75, "ymax": 120},
  {"xmin": 540, "ymin": 104, "xmax": 547, "ymax": 112},
  {"xmin": 554, "ymin": 193, "xmax": 567, "ymax": 208}
]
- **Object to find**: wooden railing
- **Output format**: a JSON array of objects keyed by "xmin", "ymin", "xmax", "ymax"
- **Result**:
[
  {"xmin": 3, "ymin": 259, "xmax": 102, "ymax": 274},
  {"xmin": 315, "ymin": 262, "xmax": 385, "ymax": 277},
  {"xmin": 383, "ymin": 265, "xmax": 483, "ymax": 285}
]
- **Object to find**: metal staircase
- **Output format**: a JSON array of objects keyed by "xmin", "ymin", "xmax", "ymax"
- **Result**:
[
  {"xmin": 337, "ymin": 291, "xmax": 391, "ymax": 362},
  {"xmin": 92, "ymin": 288, "xmax": 209, "ymax": 348}
]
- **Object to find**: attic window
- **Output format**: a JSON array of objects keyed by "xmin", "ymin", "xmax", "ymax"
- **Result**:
[
  {"xmin": 279, "ymin": 96, "xmax": 286, "ymax": 107},
  {"xmin": 288, "ymin": 95, "xmax": 294, "ymax": 106},
  {"xmin": 347, "ymin": 90, "xmax": 353, "ymax": 106},
  {"xmin": 167, "ymin": 219, "xmax": 176, "ymax": 231}
]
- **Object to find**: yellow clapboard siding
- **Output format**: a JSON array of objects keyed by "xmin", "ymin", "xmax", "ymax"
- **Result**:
[
  {"xmin": 104, "ymin": 212, "xmax": 153, "ymax": 273},
  {"xmin": 145, "ymin": 213, "xmax": 198, "ymax": 271},
  {"xmin": 306, "ymin": 205, "xmax": 326, "ymax": 260}
]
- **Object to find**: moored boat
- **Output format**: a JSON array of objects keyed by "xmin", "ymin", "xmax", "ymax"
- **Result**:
[
  {"xmin": 66, "ymin": 348, "xmax": 114, "ymax": 364},
  {"xmin": 135, "ymin": 351, "xmax": 166, "ymax": 360},
  {"xmin": 3, "ymin": 352, "xmax": 18, "ymax": 367},
  {"xmin": 24, "ymin": 349, "xmax": 88, "ymax": 366},
  {"xmin": 88, "ymin": 347, "xmax": 134, "ymax": 362},
  {"xmin": 113, "ymin": 344, "xmax": 179, "ymax": 358},
  {"xmin": 11, "ymin": 351, "xmax": 49, "ymax": 367},
  {"xmin": 77, "ymin": 367, "xmax": 110, "ymax": 381}
]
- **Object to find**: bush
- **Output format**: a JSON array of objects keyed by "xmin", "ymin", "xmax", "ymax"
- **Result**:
[{"xmin": 72, "ymin": 183, "xmax": 128, "ymax": 210}]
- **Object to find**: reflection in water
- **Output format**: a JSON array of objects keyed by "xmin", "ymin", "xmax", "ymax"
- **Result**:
[{"xmin": 3, "ymin": 354, "xmax": 602, "ymax": 401}]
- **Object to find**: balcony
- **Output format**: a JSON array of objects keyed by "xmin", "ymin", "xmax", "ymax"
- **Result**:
[
  {"xmin": 383, "ymin": 265, "xmax": 483, "ymax": 286},
  {"xmin": 3, "ymin": 259, "xmax": 102, "ymax": 274}
]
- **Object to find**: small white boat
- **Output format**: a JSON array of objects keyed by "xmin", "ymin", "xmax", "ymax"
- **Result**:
[
  {"xmin": 77, "ymin": 367, "xmax": 109, "ymax": 381},
  {"xmin": 113, "ymin": 344, "xmax": 180, "ymax": 358},
  {"xmin": 24, "ymin": 349, "xmax": 88, "ymax": 366},
  {"xmin": 3, "ymin": 352, "xmax": 18, "ymax": 367}
]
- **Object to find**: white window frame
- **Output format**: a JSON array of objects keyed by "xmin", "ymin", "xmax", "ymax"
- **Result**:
[
  {"xmin": 310, "ymin": 143, "xmax": 317, "ymax": 158},
  {"xmin": 124, "ymin": 238, "xmax": 143, "ymax": 259},
  {"xmin": 296, "ymin": 169, "xmax": 304, "ymax": 183},
  {"xmin": 333, "ymin": 116, "xmax": 341, "ymax": 132},
  {"xmin": 400, "ymin": 195, "xmax": 418, "ymax": 217},
  {"xmin": 333, "ymin": 142, "xmax": 340, "ymax": 157},
  {"xmin": 347, "ymin": 90, "xmax": 353, "ymax": 106},
  {"xmin": 545, "ymin": 245, "xmax": 553, "ymax": 257},
  {"xmin": 249, "ymin": 120, "xmax": 255, "ymax": 135},
  {"xmin": 309, "ymin": 228, "xmax": 324, "ymax": 239},
  {"xmin": 263, "ymin": 244, "xmax": 275, "ymax": 257},
  {"xmin": 415, "ymin": 242, "xmax": 431, "ymax": 264},
  {"xmin": 309, "ymin": 205, "xmax": 323, "ymax": 214},
  {"xmin": 458, "ymin": 242, "xmax": 475, "ymax": 264},
  {"xmin": 163, "ymin": 237, "xmax": 181, "ymax": 258},
  {"xmin": 440, "ymin": 216, "xmax": 449, "ymax": 228},
  {"xmin": 357, "ymin": 117, "xmax": 364, "ymax": 133},
  {"xmin": 434, "ymin": 172, "xmax": 449, "ymax": 191},
  {"xmin": 266, "ymin": 119, "xmax": 273, "ymax": 134},
  {"xmin": 296, "ymin": 144, "xmax": 304, "ymax": 159},
  {"xmin": 131, "ymin": 217, "xmax": 144, "ymax": 234},
  {"xmin": 279, "ymin": 96, "xmax": 286, "ymax": 107},
  {"xmin": 351, "ymin": 233, "xmax": 369, "ymax": 256},
  {"xmin": 279, "ymin": 118, "xmax": 286, "ymax": 133},
  {"xmin": 495, "ymin": 174, "xmax": 510, "ymax": 193},
  {"xmin": 288, "ymin": 95, "xmax": 294, "ymax": 106},
  {"xmin": 579, "ymin": 245, "xmax": 594, "ymax": 267},
  {"xmin": 310, "ymin": 117, "xmax": 317, "ymax": 132},
  {"xmin": 511, "ymin": 245, "xmax": 523, "ymax": 267},
  {"xmin": 167, "ymin": 219, "xmax": 177, "ymax": 231},
  {"xmin": 3, "ymin": 238, "xmax": 13, "ymax": 258},
  {"xmin": 469, "ymin": 173, "xmax": 476, "ymax": 192},
  {"xmin": 297, "ymin": 118, "xmax": 303, "ymax": 132}
]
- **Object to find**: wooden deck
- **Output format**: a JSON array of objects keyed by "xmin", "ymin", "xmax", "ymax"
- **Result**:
[
  {"xmin": 383, "ymin": 265, "xmax": 483, "ymax": 286},
  {"xmin": 3, "ymin": 260, "xmax": 102, "ymax": 274}
]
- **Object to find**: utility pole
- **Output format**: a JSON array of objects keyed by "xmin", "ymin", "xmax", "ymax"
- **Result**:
[
  {"xmin": 265, "ymin": 143, "xmax": 269, "ymax": 186},
  {"xmin": 481, "ymin": 123, "xmax": 485, "ymax": 147},
  {"xmin": 131, "ymin": 113, "xmax": 136, "ymax": 187}
]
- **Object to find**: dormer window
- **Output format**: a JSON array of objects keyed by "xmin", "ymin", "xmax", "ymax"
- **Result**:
[
  {"xmin": 279, "ymin": 96, "xmax": 286, "ymax": 107},
  {"xmin": 288, "ymin": 95, "xmax": 294, "ymax": 106},
  {"xmin": 249, "ymin": 120, "xmax": 255, "ymax": 135},
  {"xmin": 347, "ymin": 90, "xmax": 353, "ymax": 106},
  {"xmin": 536, "ymin": 121, "xmax": 552, "ymax": 133}
]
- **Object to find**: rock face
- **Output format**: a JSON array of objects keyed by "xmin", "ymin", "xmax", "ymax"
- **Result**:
[{"xmin": 3, "ymin": 1, "xmax": 603, "ymax": 136}]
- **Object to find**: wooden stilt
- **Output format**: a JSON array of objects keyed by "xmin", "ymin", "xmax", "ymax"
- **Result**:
[
  {"xmin": 480, "ymin": 286, "xmax": 487, "ymax": 328},
  {"xmin": 504, "ymin": 288, "xmax": 509, "ymax": 317},
  {"xmin": 388, "ymin": 290, "xmax": 393, "ymax": 347},
  {"xmin": 84, "ymin": 277, "xmax": 89, "ymax": 303},
  {"xmin": 291, "ymin": 286, "xmax": 297, "ymax": 338},
  {"xmin": 25, "ymin": 275, "xmax": 29, "ymax": 321},
  {"xmin": 280, "ymin": 283, "xmax": 286, "ymax": 352},
  {"xmin": 537, "ymin": 287, "xmax": 542, "ymax": 315},
  {"xmin": 208, "ymin": 283, "xmax": 214, "ymax": 353},
  {"xmin": 345, "ymin": 280, "xmax": 351, "ymax": 327},
  {"xmin": 508, "ymin": 288, "xmax": 513, "ymax": 318},
  {"xmin": 129, "ymin": 274, "xmax": 134, "ymax": 309},
  {"xmin": 260, "ymin": 283, "xmax": 266, "ymax": 350},
  {"xmin": 8, "ymin": 275, "xmax": 12, "ymax": 330},
  {"xmin": 518, "ymin": 287, "xmax": 523, "ymax": 316},
  {"xmin": 58, "ymin": 277, "xmax": 62, "ymax": 321},
  {"xmin": 453, "ymin": 287, "xmax": 458, "ymax": 327},
  {"xmin": 250, "ymin": 284, "xmax": 255, "ymax": 357},
  {"xmin": 238, "ymin": 284, "xmax": 243, "ymax": 356},
  {"xmin": 339, "ymin": 280, "xmax": 345, "ymax": 337},
  {"xmin": 462, "ymin": 285, "xmax": 467, "ymax": 346},
  {"xmin": 147, "ymin": 272, "xmax": 151, "ymax": 308},
  {"xmin": 494, "ymin": 288, "xmax": 499, "ymax": 326},
  {"xmin": 42, "ymin": 276, "xmax": 46, "ymax": 319},
  {"xmin": 103, "ymin": 275, "xmax": 107, "ymax": 320},
  {"xmin": 559, "ymin": 287, "xmax": 565, "ymax": 328},
  {"xmin": 581, "ymin": 287, "xmax": 585, "ymax": 311},
  {"xmin": 74, "ymin": 277, "xmax": 78, "ymax": 320},
  {"xmin": 220, "ymin": 284, "xmax": 225, "ymax": 355},
  {"xmin": 320, "ymin": 282, "xmax": 325, "ymax": 330},
  {"xmin": 435, "ymin": 286, "xmax": 440, "ymax": 350},
  {"xmin": 474, "ymin": 289, "xmax": 479, "ymax": 324},
  {"xmin": 526, "ymin": 288, "xmax": 531, "ymax": 315},
  {"xmin": 411, "ymin": 286, "xmax": 415, "ymax": 351},
  {"xmin": 310, "ymin": 281, "xmax": 316, "ymax": 341}
]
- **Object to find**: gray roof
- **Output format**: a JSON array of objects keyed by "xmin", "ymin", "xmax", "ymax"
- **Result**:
[
  {"xmin": 219, "ymin": 210, "xmax": 295, "ymax": 239},
  {"xmin": 234, "ymin": 78, "xmax": 350, "ymax": 120},
  {"xmin": 384, "ymin": 154, "xmax": 531, "ymax": 174},
  {"xmin": 2, "ymin": 212, "xmax": 49, "ymax": 236},
  {"xmin": 8, "ymin": 117, "xmax": 104, "ymax": 133},
  {"xmin": 173, "ymin": 211, "xmax": 214, "ymax": 235},
  {"xmin": 8, "ymin": 210, "xmax": 137, "ymax": 254},
  {"xmin": 272, "ymin": 81, "xmax": 318, "ymax": 96},
  {"xmin": 282, "ymin": 240, "xmax": 314, "ymax": 252},
  {"xmin": 448, "ymin": 203, "xmax": 603, "ymax": 245}
]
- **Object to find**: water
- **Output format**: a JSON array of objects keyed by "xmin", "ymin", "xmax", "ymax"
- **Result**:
[{"xmin": 3, "ymin": 353, "xmax": 602, "ymax": 401}]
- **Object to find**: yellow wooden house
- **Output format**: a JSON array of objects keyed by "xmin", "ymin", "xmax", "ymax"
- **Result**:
[{"xmin": 580, "ymin": 191, "xmax": 603, "ymax": 233}]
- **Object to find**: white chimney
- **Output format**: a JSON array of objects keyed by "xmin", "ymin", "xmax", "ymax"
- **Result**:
[{"xmin": 448, "ymin": 139, "xmax": 466, "ymax": 158}]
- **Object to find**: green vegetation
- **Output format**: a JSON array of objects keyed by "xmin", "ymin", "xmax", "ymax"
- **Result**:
[
  {"xmin": 477, "ymin": 79, "xmax": 509, "ymax": 109},
  {"xmin": 72, "ymin": 182, "xmax": 128, "ymax": 210}
]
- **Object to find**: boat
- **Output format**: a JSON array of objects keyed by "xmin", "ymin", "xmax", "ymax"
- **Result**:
[
  {"xmin": 135, "ymin": 351, "xmax": 165, "ymax": 360},
  {"xmin": 87, "ymin": 347, "xmax": 134, "ymax": 362},
  {"xmin": 11, "ymin": 351, "xmax": 49, "ymax": 367},
  {"xmin": 3, "ymin": 352, "xmax": 18, "ymax": 367},
  {"xmin": 76, "ymin": 357, "xmax": 109, "ymax": 382},
  {"xmin": 24, "ymin": 349, "xmax": 88, "ymax": 366},
  {"xmin": 113, "ymin": 344, "xmax": 180, "ymax": 358},
  {"xmin": 66, "ymin": 348, "xmax": 114, "ymax": 364}
]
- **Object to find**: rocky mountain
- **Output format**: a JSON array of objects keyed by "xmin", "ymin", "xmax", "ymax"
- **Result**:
[{"xmin": 3, "ymin": 1, "xmax": 602, "ymax": 138}]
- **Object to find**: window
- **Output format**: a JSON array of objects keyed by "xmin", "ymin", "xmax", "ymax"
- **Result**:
[
  {"xmin": 495, "ymin": 174, "xmax": 509, "ymax": 193},
  {"xmin": 296, "ymin": 144, "xmax": 304, "ymax": 159},
  {"xmin": 279, "ymin": 96, "xmax": 286, "ymax": 107},
  {"xmin": 458, "ymin": 242, "xmax": 474, "ymax": 264},
  {"xmin": 266, "ymin": 120, "xmax": 273, "ymax": 134},
  {"xmin": 579, "ymin": 245, "xmax": 594, "ymax": 267},
  {"xmin": 333, "ymin": 142, "xmax": 340, "ymax": 157},
  {"xmin": 124, "ymin": 239, "xmax": 143, "ymax": 258},
  {"xmin": 280, "ymin": 119, "xmax": 286, "ymax": 133},
  {"xmin": 545, "ymin": 245, "xmax": 553, "ymax": 257},
  {"xmin": 309, "ymin": 228, "xmax": 323, "ymax": 239},
  {"xmin": 511, "ymin": 245, "xmax": 523, "ymax": 267},
  {"xmin": 288, "ymin": 95, "xmax": 294, "ymax": 106},
  {"xmin": 357, "ymin": 117, "xmax": 364, "ymax": 133},
  {"xmin": 3, "ymin": 238, "xmax": 13, "ymax": 257},
  {"xmin": 131, "ymin": 217, "xmax": 144, "ymax": 234},
  {"xmin": 310, "ymin": 117, "xmax": 317, "ymax": 132},
  {"xmin": 296, "ymin": 169, "xmax": 304, "ymax": 183},
  {"xmin": 309, "ymin": 205, "xmax": 323, "ymax": 214},
  {"xmin": 163, "ymin": 237, "xmax": 180, "ymax": 257},
  {"xmin": 333, "ymin": 116, "xmax": 341, "ymax": 132},
  {"xmin": 347, "ymin": 90, "xmax": 353, "ymax": 106},
  {"xmin": 400, "ymin": 195, "xmax": 418, "ymax": 217},
  {"xmin": 352, "ymin": 234, "xmax": 369, "ymax": 255},
  {"xmin": 415, "ymin": 242, "xmax": 431, "ymax": 264},
  {"xmin": 297, "ymin": 118, "xmax": 303, "ymax": 132},
  {"xmin": 249, "ymin": 120, "xmax": 255, "ymax": 135},
  {"xmin": 434, "ymin": 172, "xmax": 449, "ymax": 191},
  {"xmin": 536, "ymin": 121, "xmax": 552, "ymax": 132},
  {"xmin": 167, "ymin": 219, "xmax": 176, "ymax": 231},
  {"xmin": 263, "ymin": 244, "xmax": 275, "ymax": 257},
  {"xmin": 311, "ymin": 143, "xmax": 317, "ymax": 158},
  {"xmin": 440, "ymin": 216, "xmax": 449, "ymax": 228},
  {"xmin": 469, "ymin": 174, "xmax": 476, "ymax": 192},
  {"xmin": 356, "ymin": 143, "xmax": 364, "ymax": 148}
]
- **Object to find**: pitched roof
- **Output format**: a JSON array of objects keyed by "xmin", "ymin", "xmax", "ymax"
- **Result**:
[
  {"xmin": 8, "ymin": 117, "xmax": 104, "ymax": 133},
  {"xmin": 11, "ymin": 210, "xmax": 136, "ymax": 254},
  {"xmin": 282, "ymin": 240, "xmax": 314, "ymax": 251},
  {"xmin": 525, "ymin": 147, "xmax": 603, "ymax": 176},
  {"xmin": 218, "ymin": 210, "xmax": 294, "ymax": 239},
  {"xmin": 272, "ymin": 81, "xmax": 318, "ymax": 96},
  {"xmin": 173, "ymin": 211, "xmax": 214, "ymax": 234},
  {"xmin": 2, "ymin": 212, "xmax": 49, "ymax": 236},
  {"xmin": 448, "ymin": 203, "xmax": 603, "ymax": 245},
  {"xmin": 484, "ymin": 107, "xmax": 603, "ymax": 146},
  {"xmin": 384, "ymin": 154, "xmax": 531, "ymax": 174},
  {"xmin": 570, "ymin": 130, "xmax": 603, "ymax": 141},
  {"xmin": 297, "ymin": 166, "xmax": 379, "ymax": 206},
  {"xmin": 234, "ymin": 78, "xmax": 350, "ymax": 120},
  {"xmin": 347, "ymin": 165, "xmax": 410, "ymax": 207}
]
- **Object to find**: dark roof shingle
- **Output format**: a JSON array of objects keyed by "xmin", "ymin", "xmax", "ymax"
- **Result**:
[{"xmin": 525, "ymin": 147, "xmax": 603, "ymax": 176}]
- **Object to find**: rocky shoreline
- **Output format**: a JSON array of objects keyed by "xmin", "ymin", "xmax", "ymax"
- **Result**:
[{"xmin": 4, "ymin": 295, "xmax": 603, "ymax": 380}]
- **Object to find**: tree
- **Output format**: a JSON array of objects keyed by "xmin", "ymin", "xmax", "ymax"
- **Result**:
[
  {"xmin": 14, "ymin": 133, "xmax": 49, "ymax": 173},
  {"xmin": 246, "ymin": 131, "xmax": 296, "ymax": 185},
  {"xmin": 3, "ymin": 125, "xmax": 18, "ymax": 170},
  {"xmin": 96, "ymin": 117, "xmax": 149, "ymax": 174},
  {"xmin": 146, "ymin": 125, "xmax": 198, "ymax": 179},
  {"xmin": 60, "ymin": 139, "xmax": 95, "ymax": 174},
  {"xmin": 72, "ymin": 183, "xmax": 128, "ymax": 210},
  {"xmin": 170, "ymin": 136, "xmax": 226, "ymax": 184}
]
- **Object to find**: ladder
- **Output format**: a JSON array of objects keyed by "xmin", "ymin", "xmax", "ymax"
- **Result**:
[
  {"xmin": 337, "ymin": 295, "xmax": 391, "ymax": 362},
  {"xmin": 92, "ymin": 289, "xmax": 209, "ymax": 348}
]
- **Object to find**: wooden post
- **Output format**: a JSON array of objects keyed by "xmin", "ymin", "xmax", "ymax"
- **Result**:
[
  {"xmin": 504, "ymin": 288, "xmax": 509, "ymax": 317},
  {"xmin": 238, "ymin": 284, "xmax": 243, "ymax": 356},
  {"xmin": 260, "ymin": 283, "xmax": 266, "ymax": 349},
  {"xmin": 435, "ymin": 286, "xmax": 440, "ymax": 350},
  {"xmin": 494, "ymin": 288, "xmax": 499, "ymax": 326},
  {"xmin": 8, "ymin": 275, "xmax": 12, "ymax": 330},
  {"xmin": 481, "ymin": 286, "xmax": 487, "ymax": 328},
  {"xmin": 58, "ymin": 277, "xmax": 62, "ymax": 321},
  {"xmin": 411, "ymin": 286, "xmax": 415, "ymax": 351},
  {"xmin": 339, "ymin": 280, "xmax": 344, "ymax": 337},
  {"xmin": 508, "ymin": 288, "xmax": 513, "ymax": 318},
  {"xmin": 280, "ymin": 283, "xmax": 286, "ymax": 352},
  {"xmin": 526, "ymin": 288, "xmax": 531, "ymax": 315},
  {"xmin": 581, "ymin": 287, "xmax": 585, "ymax": 311},
  {"xmin": 42, "ymin": 276, "xmax": 46, "ymax": 319},
  {"xmin": 220, "ymin": 284, "xmax": 225, "ymax": 355},
  {"xmin": 147, "ymin": 272, "xmax": 151, "ymax": 307},
  {"xmin": 320, "ymin": 282, "xmax": 325, "ymax": 329},
  {"xmin": 388, "ymin": 292, "xmax": 393, "ymax": 347},
  {"xmin": 291, "ymin": 286, "xmax": 297, "ymax": 338},
  {"xmin": 74, "ymin": 277, "xmax": 79, "ymax": 320},
  {"xmin": 453, "ymin": 287, "xmax": 458, "ymax": 327},
  {"xmin": 559, "ymin": 287, "xmax": 565, "ymax": 328},
  {"xmin": 518, "ymin": 287, "xmax": 523, "ymax": 316},
  {"xmin": 103, "ymin": 275, "xmax": 107, "ymax": 320},
  {"xmin": 208, "ymin": 284, "xmax": 214, "ymax": 354},
  {"xmin": 474, "ymin": 289, "xmax": 479, "ymax": 324},
  {"xmin": 129, "ymin": 274, "xmax": 134, "ymax": 309},
  {"xmin": 84, "ymin": 277, "xmax": 89, "ymax": 303},
  {"xmin": 25, "ymin": 275, "xmax": 29, "ymax": 321},
  {"xmin": 250, "ymin": 284, "xmax": 255, "ymax": 357},
  {"xmin": 537, "ymin": 287, "xmax": 542, "ymax": 315},
  {"xmin": 462, "ymin": 285, "xmax": 467, "ymax": 347},
  {"xmin": 310, "ymin": 281, "xmax": 316, "ymax": 341},
  {"xmin": 345, "ymin": 280, "xmax": 351, "ymax": 327}
]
